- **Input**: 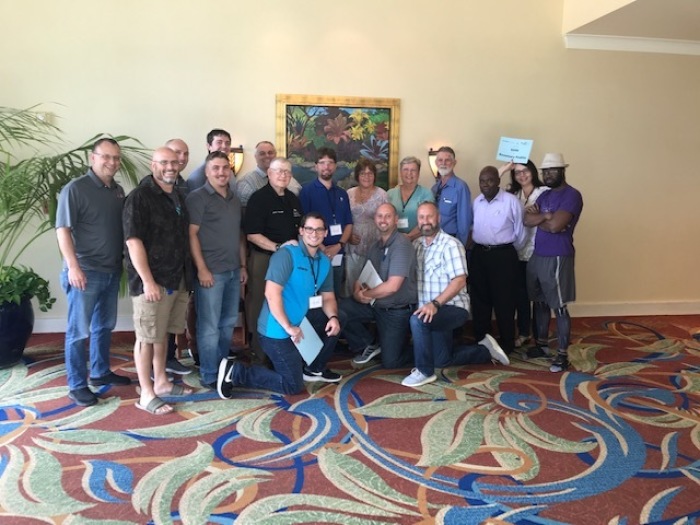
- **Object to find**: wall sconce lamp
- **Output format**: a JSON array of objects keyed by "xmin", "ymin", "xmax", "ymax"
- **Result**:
[
  {"xmin": 229, "ymin": 145, "xmax": 244, "ymax": 176},
  {"xmin": 428, "ymin": 148, "xmax": 439, "ymax": 178}
]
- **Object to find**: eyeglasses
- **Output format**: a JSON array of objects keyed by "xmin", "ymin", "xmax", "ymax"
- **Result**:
[
  {"xmin": 270, "ymin": 168, "xmax": 292, "ymax": 175},
  {"xmin": 93, "ymin": 153, "xmax": 121, "ymax": 162},
  {"xmin": 513, "ymin": 169, "xmax": 530, "ymax": 176},
  {"xmin": 303, "ymin": 226, "xmax": 326, "ymax": 234},
  {"xmin": 155, "ymin": 160, "xmax": 179, "ymax": 166}
]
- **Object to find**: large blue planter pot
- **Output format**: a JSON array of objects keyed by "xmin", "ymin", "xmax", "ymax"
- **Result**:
[{"xmin": 0, "ymin": 297, "xmax": 34, "ymax": 368}]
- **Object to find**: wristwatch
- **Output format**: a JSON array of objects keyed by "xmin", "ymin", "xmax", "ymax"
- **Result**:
[{"xmin": 431, "ymin": 299, "xmax": 441, "ymax": 309}]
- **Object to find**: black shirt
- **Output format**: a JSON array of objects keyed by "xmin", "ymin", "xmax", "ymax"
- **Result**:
[
  {"xmin": 244, "ymin": 183, "xmax": 302, "ymax": 244},
  {"xmin": 123, "ymin": 175, "xmax": 192, "ymax": 296}
]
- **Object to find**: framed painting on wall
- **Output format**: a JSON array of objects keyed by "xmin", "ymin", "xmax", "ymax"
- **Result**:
[{"xmin": 275, "ymin": 94, "xmax": 400, "ymax": 190}]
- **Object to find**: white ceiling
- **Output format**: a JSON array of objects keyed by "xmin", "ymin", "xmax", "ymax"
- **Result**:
[{"xmin": 565, "ymin": 0, "xmax": 700, "ymax": 55}]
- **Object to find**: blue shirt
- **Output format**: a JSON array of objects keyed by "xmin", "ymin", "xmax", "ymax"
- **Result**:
[
  {"xmin": 299, "ymin": 179, "xmax": 353, "ymax": 247},
  {"xmin": 431, "ymin": 174, "xmax": 472, "ymax": 245},
  {"xmin": 257, "ymin": 239, "xmax": 333, "ymax": 339}
]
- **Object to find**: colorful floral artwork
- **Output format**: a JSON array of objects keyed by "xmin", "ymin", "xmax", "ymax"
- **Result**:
[{"xmin": 276, "ymin": 95, "xmax": 400, "ymax": 189}]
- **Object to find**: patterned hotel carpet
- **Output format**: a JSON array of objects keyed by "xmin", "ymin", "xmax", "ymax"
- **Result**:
[{"xmin": 1, "ymin": 316, "xmax": 700, "ymax": 524}]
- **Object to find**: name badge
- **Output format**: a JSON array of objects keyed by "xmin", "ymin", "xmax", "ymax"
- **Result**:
[
  {"xmin": 330, "ymin": 224, "xmax": 342, "ymax": 236},
  {"xmin": 398, "ymin": 217, "xmax": 409, "ymax": 229},
  {"xmin": 309, "ymin": 295, "xmax": 322, "ymax": 309}
]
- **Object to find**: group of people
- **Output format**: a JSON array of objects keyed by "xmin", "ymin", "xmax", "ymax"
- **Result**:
[{"xmin": 55, "ymin": 129, "xmax": 583, "ymax": 415}]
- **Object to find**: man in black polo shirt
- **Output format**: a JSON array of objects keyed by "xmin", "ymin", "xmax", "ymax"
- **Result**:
[
  {"xmin": 123, "ymin": 147, "xmax": 193, "ymax": 415},
  {"xmin": 339, "ymin": 203, "xmax": 417, "ymax": 368},
  {"xmin": 244, "ymin": 157, "xmax": 303, "ymax": 365}
]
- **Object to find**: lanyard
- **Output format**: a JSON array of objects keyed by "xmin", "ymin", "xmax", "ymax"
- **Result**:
[
  {"xmin": 308, "ymin": 255, "xmax": 320, "ymax": 294},
  {"xmin": 325, "ymin": 185, "xmax": 338, "ymax": 223},
  {"xmin": 401, "ymin": 186, "xmax": 418, "ymax": 212}
]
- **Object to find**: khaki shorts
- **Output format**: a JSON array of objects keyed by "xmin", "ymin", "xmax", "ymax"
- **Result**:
[{"xmin": 132, "ymin": 287, "xmax": 189, "ymax": 344}]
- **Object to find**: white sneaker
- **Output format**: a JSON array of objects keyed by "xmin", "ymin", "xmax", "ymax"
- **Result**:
[
  {"xmin": 479, "ymin": 334, "xmax": 510, "ymax": 365},
  {"xmin": 401, "ymin": 368, "xmax": 437, "ymax": 387},
  {"xmin": 352, "ymin": 343, "xmax": 381, "ymax": 365}
]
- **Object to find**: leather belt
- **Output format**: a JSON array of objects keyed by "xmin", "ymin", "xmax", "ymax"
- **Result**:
[{"xmin": 474, "ymin": 243, "xmax": 513, "ymax": 251}]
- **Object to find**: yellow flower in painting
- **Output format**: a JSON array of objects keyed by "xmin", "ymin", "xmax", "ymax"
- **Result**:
[
  {"xmin": 350, "ymin": 109, "xmax": 369, "ymax": 124},
  {"xmin": 350, "ymin": 125, "xmax": 365, "ymax": 141},
  {"xmin": 364, "ymin": 120, "xmax": 376, "ymax": 134}
]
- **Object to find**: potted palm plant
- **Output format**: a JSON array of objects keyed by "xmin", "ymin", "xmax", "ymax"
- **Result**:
[{"xmin": 0, "ymin": 105, "xmax": 148, "ymax": 368}]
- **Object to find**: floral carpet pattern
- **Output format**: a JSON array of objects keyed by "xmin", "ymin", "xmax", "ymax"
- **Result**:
[{"xmin": 1, "ymin": 316, "xmax": 700, "ymax": 524}]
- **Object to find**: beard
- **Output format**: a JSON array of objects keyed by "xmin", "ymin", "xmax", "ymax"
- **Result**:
[
  {"xmin": 437, "ymin": 167, "xmax": 451, "ymax": 177},
  {"xmin": 420, "ymin": 223, "xmax": 438, "ymax": 236}
]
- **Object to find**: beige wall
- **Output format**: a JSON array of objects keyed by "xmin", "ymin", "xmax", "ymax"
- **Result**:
[{"xmin": 2, "ymin": 0, "xmax": 698, "ymax": 329}]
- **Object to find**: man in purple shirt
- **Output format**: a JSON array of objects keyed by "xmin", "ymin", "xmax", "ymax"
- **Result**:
[
  {"xmin": 524, "ymin": 153, "xmax": 584, "ymax": 372},
  {"xmin": 470, "ymin": 166, "xmax": 525, "ymax": 356}
]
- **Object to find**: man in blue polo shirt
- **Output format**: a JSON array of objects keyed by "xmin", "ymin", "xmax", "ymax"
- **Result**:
[
  {"xmin": 216, "ymin": 212, "xmax": 342, "ymax": 397},
  {"xmin": 299, "ymin": 147, "xmax": 353, "ymax": 297}
]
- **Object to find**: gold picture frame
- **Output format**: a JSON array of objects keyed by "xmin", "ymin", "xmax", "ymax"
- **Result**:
[{"xmin": 276, "ymin": 94, "xmax": 401, "ymax": 189}]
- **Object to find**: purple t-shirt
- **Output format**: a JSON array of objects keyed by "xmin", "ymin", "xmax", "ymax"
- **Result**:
[{"xmin": 533, "ymin": 185, "xmax": 583, "ymax": 257}]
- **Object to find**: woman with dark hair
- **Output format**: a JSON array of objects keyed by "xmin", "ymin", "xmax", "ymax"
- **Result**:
[
  {"xmin": 501, "ymin": 160, "xmax": 549, "ymax": 349},
  {"xmin": 344, "ymin": 158, "xmax": 387, "ymax": 296}
]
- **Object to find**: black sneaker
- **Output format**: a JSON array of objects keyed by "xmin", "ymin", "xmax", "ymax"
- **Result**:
[
  {"xmin": 550, "ymin": 353, "xmax": 570, "ymax": 373},
  {"xmin": 165, "ymin": 358, "xmax": 192, "ymax": 375},
  {"xmin": 68, "ymin": 387, "xmax": 98, "ymax": 407},
  {"xmin": 88, "ymin": 371, "xmax": 131, "ymax": 386},
  {"xmin": 216, "ymin": 357, "xmax": 236, "ymax": 399},
  {"xmin": 302, "ymin": 367, "xmax": 342, "ymax": 383}
]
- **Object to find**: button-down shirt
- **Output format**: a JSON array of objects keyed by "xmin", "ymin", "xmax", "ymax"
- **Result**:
[
  {"xmin": 413, "ymin": 229, "xmax": 470, "ymax": 311},
  {"xmin": 472, "ymin": 189, "xmax": 526, "ymax": 250},
  {"xmin": 431, "ymin": 174, "xmax": 472, "ymax": 245}
]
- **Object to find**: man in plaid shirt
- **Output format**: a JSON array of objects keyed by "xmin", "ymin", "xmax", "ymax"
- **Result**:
[{"xmin": 401, "ymin": 202, "xmax": 510, "ymax": 388}]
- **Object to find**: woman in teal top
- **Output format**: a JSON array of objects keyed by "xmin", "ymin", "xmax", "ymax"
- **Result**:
[{"xmin": 387, "ymin": 156, "xmax": 434, "ymax": 241}]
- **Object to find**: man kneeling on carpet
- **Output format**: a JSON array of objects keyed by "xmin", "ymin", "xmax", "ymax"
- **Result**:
[
  {"xmin": 217, "ymin": 212, "xmax": 342, "ymax": 397},
  {"xmin": 124, "ymin": 148, "xmax": 194, "ymax": 415},
  {"xmin": 402, "ymin": 201, "xmax": 510, "ymax": 388}
]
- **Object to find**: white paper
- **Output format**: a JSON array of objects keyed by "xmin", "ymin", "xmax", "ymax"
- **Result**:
[
  {"xmin": 331, "ymin": 253, "xmax": 343, "ymax": 267},
  {"xmin": 357, "ymin": 260, "xmax": 384, "ymax": 306},
  {"xmin": 496, "ymin": 136, "xmax": 534, "ymax": 164},
  {"xmin": 294, "ymin": 316, "xmax": 323, "ymax": 366}
]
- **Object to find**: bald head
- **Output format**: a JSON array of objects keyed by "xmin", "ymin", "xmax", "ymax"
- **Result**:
[
  {"xmin": 165, "ymin": 138, "xmax": 189, "ymax": 174},
  {"xmin": 375, "ymin": 203, "xmax": 399, "ymax": 235},
  {"xmin": 151, "ymin": 147, "xmax": 179, "ymax": 188}
]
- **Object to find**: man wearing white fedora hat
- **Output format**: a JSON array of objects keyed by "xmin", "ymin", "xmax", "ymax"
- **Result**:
[{"xmin": 523, "ymin": 153, "xmax": 583, "ymax": 373}]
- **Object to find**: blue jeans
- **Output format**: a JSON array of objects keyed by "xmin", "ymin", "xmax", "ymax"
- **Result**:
[
  {"xmin": 339, "ymin": 298, "xmax": 413, "ymax": 368},
  {"xmin": 195, "ymin": 269, "xmax": 240, "ymax": 385},
  {"xmin": 231, "ymin": 308, "xmax": 337, "ymax": 394},
  {"xmin": 60, "ymin": 269, "xmax": 120, "ymax": 390},
  {"xmin": 410, "ymin": 305, "xmax": 490, "ymax": 377}
]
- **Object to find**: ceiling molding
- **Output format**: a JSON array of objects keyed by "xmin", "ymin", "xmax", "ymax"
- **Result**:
[{"xmin": 565, "ymin": 34, "xmax": 700, "ymax": 56}]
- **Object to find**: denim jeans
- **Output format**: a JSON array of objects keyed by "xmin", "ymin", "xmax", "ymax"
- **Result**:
[
  {"xmin": 339, "ymin": 298, "xmax": 413, "ymax": 368},
  {"xmin": 195, "ymin": 269, "xmax": 240, "ymax": 385},
  {"xmin": 231, "ymin": 308, "xmax": 337, "ymax": 395},
  {"xmin": 60, "ymin": 269, "xmax": 120, "ymax": 390},
  {"xmin": 409, "ymin": 305, "xmax": 490, "ymax": 377}
]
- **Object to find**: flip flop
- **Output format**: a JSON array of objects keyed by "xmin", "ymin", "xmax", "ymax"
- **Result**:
[
  {"xmin": 160, "ymin": 383, "xmax": 193, "ymax": 397},
  {"xmin": 135, "ymin": 397, "xmax": 173, "ymax": 415}
]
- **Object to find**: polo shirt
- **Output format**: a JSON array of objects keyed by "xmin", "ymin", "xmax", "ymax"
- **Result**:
[
  {"xmin": 123, "ymin": 175, "xmax": 191, "ymax": 295},
  {"xmin": 367, "ymin": 229, "xmax": 417, "ymax": 308},
  {"xmin": 55, "ymin": 169, "xmax": 125, "ymax": 273},
  {"xmin": 186, "ymin": 182, "xmax": 243, "ymax": 274},
  {"xmin": 472, "ymin": 189, "xmax": 526, "ymax": 250},
  {"xmin": 431, "ymin": 174, "xmax": 472, "ymax": 244},
  {"xmin": 257, "ymin": 239, "xmax": 333, "ymax": 339},
  {"xmin": 299, "ymin": 179, "xmax": 353, "ymax": 247},
  {"xmin": 244, "ymin": 183, "xmax": 302, "ymax": 244}
]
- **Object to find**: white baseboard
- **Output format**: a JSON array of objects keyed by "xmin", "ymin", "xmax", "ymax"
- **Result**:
[
  {"xmin": 32, "ymin": 302, "xmax": 700, "ymax": 334},
  {"xmin": 567, "ymin": 301, "xmax": 700, "ymax": 317}
]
